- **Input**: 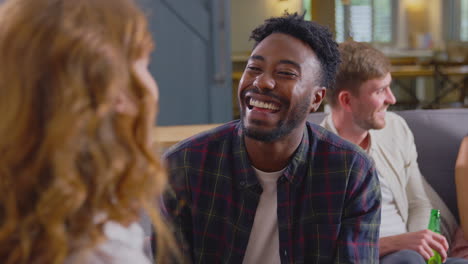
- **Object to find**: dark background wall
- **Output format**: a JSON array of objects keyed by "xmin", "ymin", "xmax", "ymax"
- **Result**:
[{"xmin": 139, "ymin": 0, "xmax": 232, "ymax": 125}]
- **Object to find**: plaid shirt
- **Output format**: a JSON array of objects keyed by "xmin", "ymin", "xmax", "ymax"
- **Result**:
[{"xmin": 163, "ymin": 120, "xmax": 381, "ymax": 264}]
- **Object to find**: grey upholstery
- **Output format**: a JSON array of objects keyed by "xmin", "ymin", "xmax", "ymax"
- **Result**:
[{"xmin": 307, "ymin": 108, "xmax": 468, "ymax": 220}]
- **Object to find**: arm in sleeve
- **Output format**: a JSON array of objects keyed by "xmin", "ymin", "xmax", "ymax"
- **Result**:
[
  {"xmin": 161, "ymin": 154, "xmax": 195, "ymax": 262},
  {"xmin": 335, "ymin": 155, "xmax": 381, "ymax": 264}
]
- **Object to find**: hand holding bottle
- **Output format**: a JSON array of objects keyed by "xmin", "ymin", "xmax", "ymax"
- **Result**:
[
  {"xmin": 379, "ymin": 229, "xmax": 449, "ymax": 261},
  {"xmin": 427, "ymin": 209, "xmax": 444, "ymax": 264}
]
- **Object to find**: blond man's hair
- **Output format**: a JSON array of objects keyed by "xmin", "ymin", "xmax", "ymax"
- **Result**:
[{"xmin": 326, "ymin": 40, "xmax": 391, "ymax": 107}]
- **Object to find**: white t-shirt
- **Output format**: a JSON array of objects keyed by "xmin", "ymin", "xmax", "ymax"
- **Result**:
[
  {"xmin": 378, "ymin": 174, "xmax": 408, "ymax": 237},
  {"xmin": 243, "ymin": 167, "xmax": 285, "ymax": 264},
  {"xmin": 366, "ymin": 136, "xmax": 407, "ymax": 237}
]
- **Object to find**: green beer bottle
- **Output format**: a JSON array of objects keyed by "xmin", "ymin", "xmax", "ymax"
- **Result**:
[{"xmin": 427, "ymin": 209, "xmax": 442, "ymax": 264}]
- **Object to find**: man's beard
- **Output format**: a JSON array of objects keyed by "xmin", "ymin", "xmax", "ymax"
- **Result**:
[
  {"xmin": 354, "ymin": 110, "xmax": 386, "ymax": 131},
  {"xmin": 240, "ymin": 92, "xmax": 311, "ymax": 142}
]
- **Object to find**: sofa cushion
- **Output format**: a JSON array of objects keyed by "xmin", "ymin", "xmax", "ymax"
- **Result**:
[{"xmin": 396, "ymin": 109, "xmax": 468, "ymax": 220}]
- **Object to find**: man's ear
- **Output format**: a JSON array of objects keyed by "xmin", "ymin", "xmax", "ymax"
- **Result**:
[
  {"xmin": 338, "ymin": 90, "xmax": 353, "ymax": 112},
  {"xmin": 309, "ymin": 87, "xmax": 326, "ymax": 113}
]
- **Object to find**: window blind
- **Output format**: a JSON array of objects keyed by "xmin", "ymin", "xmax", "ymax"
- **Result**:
[{"xmin": 335, "ymin": 0, "xmax": 393, "ymax": 43}]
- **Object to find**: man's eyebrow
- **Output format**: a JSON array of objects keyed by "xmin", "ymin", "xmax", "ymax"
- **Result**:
[
  {"xmin": 278, "ymin": 59, "xmax": 300, "ymax": 69},
  {"xmin": 377, "ymin": 82, "xmax": 391, "ymax": 91},
  {"xmin": 248, "ymin": 55, "xmax": 265, "ymax": 61},
  {"xmin": 249, "ymin": 55, "xmax": 300, "ymax": 68}
]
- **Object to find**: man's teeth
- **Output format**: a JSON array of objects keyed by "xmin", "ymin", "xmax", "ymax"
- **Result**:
[{"xmin": 250, "ymin": 98, "xmax": 279, "ymax": 110}]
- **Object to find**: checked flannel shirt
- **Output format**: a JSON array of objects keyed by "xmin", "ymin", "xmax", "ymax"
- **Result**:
[{"xmin": 163, "ymin": 120, "xmax": 381, "ymax": 264}]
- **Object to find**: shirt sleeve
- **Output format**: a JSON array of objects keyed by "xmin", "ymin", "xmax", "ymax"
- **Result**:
[
  {"xmin": 335, "ymin": 155, "xmax": 381, "ymax": 263},
  {"xmin": 161, "ymin": 152, "xmax": 195, "ymax": 262}
]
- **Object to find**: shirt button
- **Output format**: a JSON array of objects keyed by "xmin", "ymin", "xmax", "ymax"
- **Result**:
[{"xmin": 240, "ymin": 181, "xmax": 246, "ymax": 187}]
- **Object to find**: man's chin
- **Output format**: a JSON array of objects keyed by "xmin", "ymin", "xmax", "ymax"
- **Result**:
[
  {"xmin": 371, "ymin": 111, "xmax": 387, "ymax": 129},
  {"xmin": 242, "ymin": 121, "xmax": 288, "ymax": 142},
  {"xmin": 372, "ymin": 123, "xmax": 386, "ymax": 130},
  {"xmin": 244, "ymin": 128, "xmax": 280, "ymax": 142},
  {"xmin": 370, "ymin": 118, "xmax": 386, "ymax": 130},
  {"xmin": 240, "ymin": 114, "xmax": 294, "ymax": 142}
]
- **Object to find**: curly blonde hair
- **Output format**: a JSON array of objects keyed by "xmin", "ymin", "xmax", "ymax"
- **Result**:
[{"xmin": 0, "ymin": 0, "xmax": 177, "ymax": 263}]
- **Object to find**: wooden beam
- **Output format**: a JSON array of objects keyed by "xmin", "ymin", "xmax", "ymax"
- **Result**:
[{"xmin": 311, "ymin": 0, "xmax": 336, "ymax": 34}]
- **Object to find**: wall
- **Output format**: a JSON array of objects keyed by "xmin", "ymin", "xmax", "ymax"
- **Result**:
[
  {"xmin": 395, "ymin": 0, "xmax": 408, "ymax": 49},
  {"xmin": 231, "ymin": 0, "xmax": 303, "ymax": 55},
  {"xmin": 398, "ymin": 0, "xmax": 443, "ymax": 49},
  {"xmin": 311, "ymin": 0, "xmax": 335, "ymax": 33},
  {"xmin": 427, "ymin": 0, "xmax": 443, "ymax": 49}
]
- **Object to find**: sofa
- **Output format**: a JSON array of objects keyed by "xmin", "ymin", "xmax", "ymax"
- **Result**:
[
  {"xmin": 141, "ymin": 108, "xmax": 468, "ymax": 254},
  {"xmin": 307, "ymin": 108, "xmax": 468, "ymax": 226}
]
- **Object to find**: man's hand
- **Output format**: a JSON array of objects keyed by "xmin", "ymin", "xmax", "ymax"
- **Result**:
[{"xmin": 379, "ymin": 230, "xmax": 449, "ymax": 262}]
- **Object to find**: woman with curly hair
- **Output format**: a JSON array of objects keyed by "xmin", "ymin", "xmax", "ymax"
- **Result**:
[{"xmin": 0, "ymin": 0, "xmax": 178, "ymax": 263}]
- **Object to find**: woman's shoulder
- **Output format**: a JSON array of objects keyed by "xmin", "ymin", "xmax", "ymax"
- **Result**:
[{"xmin": 66, "ymin": 221, "xmax": 151, "ymax": 264}]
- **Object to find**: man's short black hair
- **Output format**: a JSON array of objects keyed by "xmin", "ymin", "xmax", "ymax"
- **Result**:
[{"xmin": 250, "ymin": 12, "xmax": 340, "ymax": 90}]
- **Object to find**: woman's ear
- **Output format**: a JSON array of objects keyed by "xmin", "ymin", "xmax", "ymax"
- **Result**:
[
  {"xmin": 115, "ymin": 90, "xmax": 137, "ymax": 116},
  {"xmin": 309, "ymin": 87, "xmax": 326, "ymax": 113}
]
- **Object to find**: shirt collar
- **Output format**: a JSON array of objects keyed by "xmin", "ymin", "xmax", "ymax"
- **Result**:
[
  {"xmin": 323, "ymin": 112, "xmax": 376, "ymax": 153},
  {"xmin": 233, "ymin": 121, "xmax": 311, "ymax": 189}
]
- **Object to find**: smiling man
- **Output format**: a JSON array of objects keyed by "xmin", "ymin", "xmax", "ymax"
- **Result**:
[
  {"xmin": 162, "ymin": 14, "xmax": 381, "ymax": 263},
  {"xmin": 321, "ymin": 40, "xmax": 467, "ymax": 264}
]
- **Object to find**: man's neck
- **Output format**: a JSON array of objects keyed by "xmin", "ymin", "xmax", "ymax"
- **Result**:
[
  {"xmin": 331, "ymin": 110, "xmax": 370, "ymax": 150},
  {"xmin": 244, "ymin": 125, "xmax": 304, "ymax": 172}
]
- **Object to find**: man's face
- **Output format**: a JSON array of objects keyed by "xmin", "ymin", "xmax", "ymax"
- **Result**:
[
  {"xmin": 238, "ymin": 33, "xmax": 324, "ymax": 142},
  {"xmin": 349, "ymin": 73, "xmax": 396, "ymax": 130}
]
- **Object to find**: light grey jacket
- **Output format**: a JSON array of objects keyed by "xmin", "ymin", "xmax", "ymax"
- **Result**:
[{"xmin": 321, "ymin": 112, "xmax": 457, "ymax": 242}]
